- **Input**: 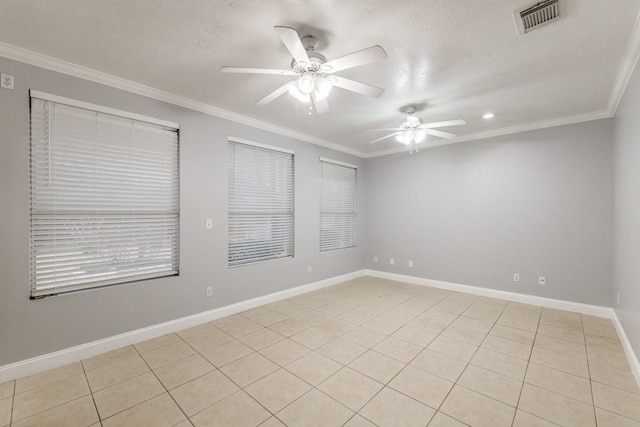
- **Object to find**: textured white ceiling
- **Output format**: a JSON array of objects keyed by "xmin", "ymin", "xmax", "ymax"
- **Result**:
[{"xmin": 1, "ymin": 0, "xmax": 638, "ymax": 156}]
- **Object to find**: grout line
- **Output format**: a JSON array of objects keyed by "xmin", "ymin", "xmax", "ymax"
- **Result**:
[{"xmin": 79, "ymin": 358, "xmax": 101, "ymax": 425}]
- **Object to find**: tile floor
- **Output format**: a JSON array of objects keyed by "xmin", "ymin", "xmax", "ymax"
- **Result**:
[{"xmin": 1, "ymin": 277, "xmax": 639, "ymax": 426}]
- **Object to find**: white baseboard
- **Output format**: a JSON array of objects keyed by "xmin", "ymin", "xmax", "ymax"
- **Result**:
[
  {"xmin": 364, "ymin": 269, "xmax": 614, "ymax": 318},
  {"xmin": 0, "ymin": 270, "xmax": 366, "ymax": 383},
  {"xmin": 611, "ymin": 311, "xmax": 640, "ymax": 389}
]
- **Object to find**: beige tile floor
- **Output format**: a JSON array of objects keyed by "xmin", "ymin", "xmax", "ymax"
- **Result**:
[{"xmin": 1, "ymin": 276, "xmax": 640, "ymax": 426}]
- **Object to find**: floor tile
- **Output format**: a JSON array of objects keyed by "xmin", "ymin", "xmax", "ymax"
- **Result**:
[
  {"xmin": 286, "ymin": 351, "xmax": 342, "ymax": 386},
  {"xmin": 245, "ymin": 369, "xmax": 311, "ymax": 413},
  {"xmin": 428, "ymin": 335, "xmax": 478, "ymax": 362},
  {"xmin": 534, "ymin": 333, "xmax": 587, "ymax": 359},
  {"xmin": 269, "ymin": 318, "xmax": 311, "ymax": 337},
  {"xmin": 250, "ymin": 310, "xmax": 289, "ymax": 327},
  {"xmin": 316, "ymin": 318, "xmax": 358, "ymax": 336},
  {"xmin": 481, "ymin": 334, "xmax": 531, "ymax": 360},
  {"xmin": 410, "ymin": 349, "xmax": 467, "ymax": 382},
  {"xmin": 343, "ymin": 414, "xmax": 377, "ymax": 427},
  {"xmin": 592, "ymin": 381, "xmax": 640, "ymax": 421},
  {"xmin": 342, "ymin": 327, "xmax": 387, "ymax": 348},
  {"xmin": 82, "ymin": 346, "xmax": 139, "ymax": 372},
  {"xmin": 200, "ymin": 339, "xmax": 254, "ymax": 368},
  {"xmin": 10, "ymin": 395, "xmax": 98, "ymax": 427},
  {"xmin": 392, "ymin": 325, "xmax": 437, "ymax": 347},
  {"xmin": 140, "ymin": 341, "xmax": 195, "ymax": 370},
  {"xmin": 259, "ymin": 338, "xmax": 310, "ymax": 366},
  {"xmin": 458, "ymin": 364, "xmax": 522, "ymax": 406},
  {"xmin": 589, "ymin": 360, "xmax": 640, "ymax": 393},
  {"xmin": 408, "ymin": 310, "xmax": 458, "ymax": 334},
  {"xmin": 490, "ymin": 324, "xmax": 535, "ymax": 345},
  {"xmin": 337, "ymin": 309, "xmax": 374, "ymax": 326},
  {"xmin": 277, "ymin": 389, "xmax": 354, "ymax": 427},
  {"xmin": 512, "ymin": 409, "xmax": 558, "ymax": 426},
  {"xmin": 360, "ymin": 387, "xmax": 435, "ymax": 427},
  {"xmin": 291, "ymin": 327, "xmax": 336, "ymax": 350},
  {"xmin": 92, "ymin": 371, "xmax": 164, "ymax": 420},
  {"xmin": 427, "ymin": 411, "xmax": 468, "ymax": 426},
  {"xmin": 15, "ymin": 362, "xmax": 83, "ymax": 395},
  {"xmin": 525, "ymin": 362, "xmax": 592, "ymax": 404},
  {"xmin": 497, "ymin": 314, "xmax": 539, "ymax": 333},
  {"xmin": 12, "ymin": 373, "xmax": 90, "ymax": 422},
  {"xmin": 349, "ymin": 350, "xmax": 405, "ymax": 384},
  {"xmin": 102, "ymin": 393, "xmax": 185, "ymax": 427},
  {"xmin": 595, "ymin": 407, "xmax": 640, "ymax": 427},
  {"xmin": 389, "ymin": 365, "xmax": 454, "ymax": 408},
  {"xmin": 220, "ymin": 352, "xmax": 279, "ymax": 387},
  {"xmin": 183, "ymin": 328, "xmax": 233, "ymax": 353},
  {"xmin": 238, "ymin": 328, "xmax": 285, "ymax": 350},
  {"xmin": 518, "ymin": 383, "xmax": 596, "ymax": 427},
  {"xmin": 169, "ymin": 370, "xmax": 239, "ymax": 417},
  {"xmin": 537, "ymin": 324, "xmax": 585, "ymax": 344},
  {"xmin": 260, "ymin": 416, "xmax": 287, "ymax": 427},
  {"xmin": 440, "ymin": 385, "xmax": 515, "ymax": 427},
  {"xmin": 134, "ymin": 333, "xmax": 181, "ymax": 354},
  {"xmin": 217, "ymin": 317, "xmax": 264, "ymax": 338},
  {"xmin": 85, "ymin": 354, "xmax": 149, "ymax": 392},
  {"xmin": 373, "ymin": 336, "xmax": 422, "ymax": 363},
  {"xmin": 0, "ymin": 397, "xmax": 12, "ymax": 426},
  {"xmin": 0, "ymin": 382, "xmax": 13, "ymax": 400},
  {"xmin": 317, "ymin": 337, "xmax": 367, "ymax": 364},
  {"xmin": 470, "ymin": 347, "xmax": 527, "ymax": 380},
  {"xmin": 153, "ymin": 353, "xmax": 215, "ymax": 390},
  {"xmin": 190, "ymin": 390, "xmax": 270, "ymax": 427},
  {"xmin": 530, "ymin": 347, "xmax": 589, "ymax": 378},
  {"xmin": 318, "ymin": 367, "xmax": 383, "ymax": 411},
  {"xmin": 176, "ymin": 323, "xmax": 217, "ymax": 340}
]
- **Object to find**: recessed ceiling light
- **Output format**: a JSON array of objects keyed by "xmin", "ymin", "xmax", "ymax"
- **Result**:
[{"xmin": 483, "ymin": 112, "xmax": 495, "ymax": 119}]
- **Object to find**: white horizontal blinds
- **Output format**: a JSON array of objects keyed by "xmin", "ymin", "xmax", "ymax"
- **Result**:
[
  {"xmin": 228, "ymin": 140, "xmax": 294, "ymax": 267},
  {"xmin": 320, "ymin": 160, "xmax": 356, "ymax": 252},
  {"xmin": 30, "ymin": 96, "xmax": 179, "ymax": 297}
]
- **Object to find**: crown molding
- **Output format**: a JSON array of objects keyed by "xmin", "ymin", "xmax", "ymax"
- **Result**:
[
  {"xmin": 364, "ymin": 109, "xmax": 613, "ymax": 158},
  {"xmin": 0, "ymin": 41, "xmax": 367, "ymax": 158},
  {"xmin": 608, "ymin": 10, "xmax": 640, "ymax": 115}
]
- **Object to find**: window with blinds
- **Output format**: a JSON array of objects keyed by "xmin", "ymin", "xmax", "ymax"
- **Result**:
[
  {"xmin": 228, "ymin": 138, "xmax": 294, "ymax": 267},
  {"xmin": 320, "ymin": 159, "xmax": 357, "ymax": 252},
  {"xmin": 29, "ymin": 91, "xmax": 180, "ymax": 297}
]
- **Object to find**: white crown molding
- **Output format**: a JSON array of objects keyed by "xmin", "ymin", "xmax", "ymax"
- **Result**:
[
  {"xmin": 608, "ymin": 9, "xmax": 640, "ymax": 115},
  {"xmin": 364, "ymin": 109, "xmax": 612, "ymax": 158},
  {"xmin": 0, "ymin": 41, "xmax": 367, "ymax": 158}
]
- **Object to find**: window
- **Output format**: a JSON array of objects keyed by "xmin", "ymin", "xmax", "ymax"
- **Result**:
[
  {"xmin": 29, "ymin": 91, "xmax": 179, "ymax": 297},
  {"xmin": 228, "ymin": 138, "xmax": 294, "ymax": 267},
  {"xmin": 320, "ymin": 158, "xmax": 357, "ymax": 252}
]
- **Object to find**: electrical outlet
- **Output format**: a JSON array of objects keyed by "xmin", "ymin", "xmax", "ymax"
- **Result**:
[
  {"xmin": 1, "ymin": 74, "xmax": 14, "ymax": 90},
  {"xmin": 390, "ymin": 258, "xmax": 395, "ymax": 265},
  {"xmin": 408, "ymin": 260, "xmax": 414, "ymax": 268},
  {"xmin": 538, "ymin": 276, "xmax": 546, "ymax": 285},
  {"xmin": 307, "ymin": 266, "xmax": 312, "ymax": 273},
  {"xmin": 205, "ymin": 218, "xmax": 213, "ymax": 229},
  {"xmin": 513, "ymin": 273, "xmax": 520, "ymax": 282},
  {"xmin": 373, "ymin": 256, "xmax": 378, "ymax": 263},
  {"xmin": 206, "ymin": 286, "xmax": 213, "ymax": 297}
]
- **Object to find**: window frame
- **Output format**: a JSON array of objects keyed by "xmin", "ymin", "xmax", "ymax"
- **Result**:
[
  {"xmin": 29, "ymin": 90, "xmax": 180, "ymax": 298},
  {"xmin": 319, "ymin": 157, "xmax": 357, "ymax": 252}
]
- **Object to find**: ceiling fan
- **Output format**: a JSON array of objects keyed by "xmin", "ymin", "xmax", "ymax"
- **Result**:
[
  {"xmin": 368, "ymin": 106, "xmax": 466, "ymax": 152},
  {"xmin": 221, "ymin": 26, "xmax": 387, "ymax": 114}
]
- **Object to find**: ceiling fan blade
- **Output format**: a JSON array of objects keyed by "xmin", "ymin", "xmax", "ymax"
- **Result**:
[
  {"xmin": 423, "ymin": 119, "xmax": 466, "ymax": 129},
  {"xmin": 324, "ymin": 45, "xmax": 387, "ymax": 73},
  {"xmin": 369, "ymin": 132, "xmax": 400, "ymax": 144},
  {"xmin": 311, "ymin": 92, "xmax": 330, "ymax": 114},
  {"xmin": 256, "ymin": 83, "xmax": 291, "ymax": 105},
  {"xmin": 425, "ymin": 129, "xmax": 457, "ymax": 139},
  {"xmin": 274, "ymin": 26, "xmax": 310, "ymax": 65},
  {"xmin": 364, "ymin": 128, "xmax": 403, "ymax": 132},
  {"xmin": 221, "ymin": 66, "xmax": 296, "ymax": 76},
  {"xmin": 332, "ymin": 76, "xmax": 384, "ymax": 98}
]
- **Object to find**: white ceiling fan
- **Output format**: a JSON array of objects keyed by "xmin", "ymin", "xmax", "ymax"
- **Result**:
[
  {"xmin": 368, "ymin": 106, "xmax": 466, "ymax": 152},
  {"xmin": 221, "ymin": 26, "xmax": 387, "ymax": 114}
]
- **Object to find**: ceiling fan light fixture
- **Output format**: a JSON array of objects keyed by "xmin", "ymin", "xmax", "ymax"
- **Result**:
[
  {"xmin": 286, "ymin": 73, "xmax": 334, "ymax": 103},
  {"xmin": 286, "ymin": 80, "xmax": 311, "ymax": 102}
]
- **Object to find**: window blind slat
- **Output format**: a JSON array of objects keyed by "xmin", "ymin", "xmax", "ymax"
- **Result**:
[
  {"xmin": 30, "ymin": 96, "xmax": 180, "ymax": 296},
  {"xmin": 228, "ymin": 140, "xmax": 294, "ymax": 267},
  {"xmin": 320, "ymin": 160, "xmax": 356, "ymax": 252}
]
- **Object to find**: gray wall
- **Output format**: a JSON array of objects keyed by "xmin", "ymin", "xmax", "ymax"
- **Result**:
[
  {"xmin": 364, "ymin": 120, "xmax": 614, "ymax": 306},
  {"xmin": 0, "ymin": 57, "xmax": 366, "ymax": 366},
  {"xmin": 613, "ymin": 60, "xmax": 640, "ymax": 358}
]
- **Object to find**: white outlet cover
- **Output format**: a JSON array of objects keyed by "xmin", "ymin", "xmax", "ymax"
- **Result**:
[
  {"xmin": 205, "ymin": 218, "xmax": 213, "ymax": 229},
  {"xmin": 307, "ymin": 266, "xmax": 312, "ymax": 273},
  {"xmin": 408, "ymin": 260, "xmax": 414, "ymax": 268},
  {"xmin": 513, "ymin": 273, "xmax": 520, "ymax": 282},
  {"xmin": 538, "ymin": 276, "xmax": 546, "ymax": 285},
  {"xmin": 373, "ymin": 256, "xmax": 378, "ymax": 263},
  {"xmin": 1, "ymin": 73, "xmax": 14, "ymax": 90},
  {"xmin": 390, "ymin": 258, "xmax": 395, "ymax": 265}
]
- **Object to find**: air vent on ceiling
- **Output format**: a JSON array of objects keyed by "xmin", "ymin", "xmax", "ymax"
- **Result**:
[{"xmin": 513, "ymin": 0, "xmax": 565, "ymax": 35}]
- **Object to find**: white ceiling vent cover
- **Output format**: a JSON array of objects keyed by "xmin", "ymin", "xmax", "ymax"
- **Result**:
[{"xmin": 514, "ymin": 0, "xmax": 566, "ymax": 35}]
